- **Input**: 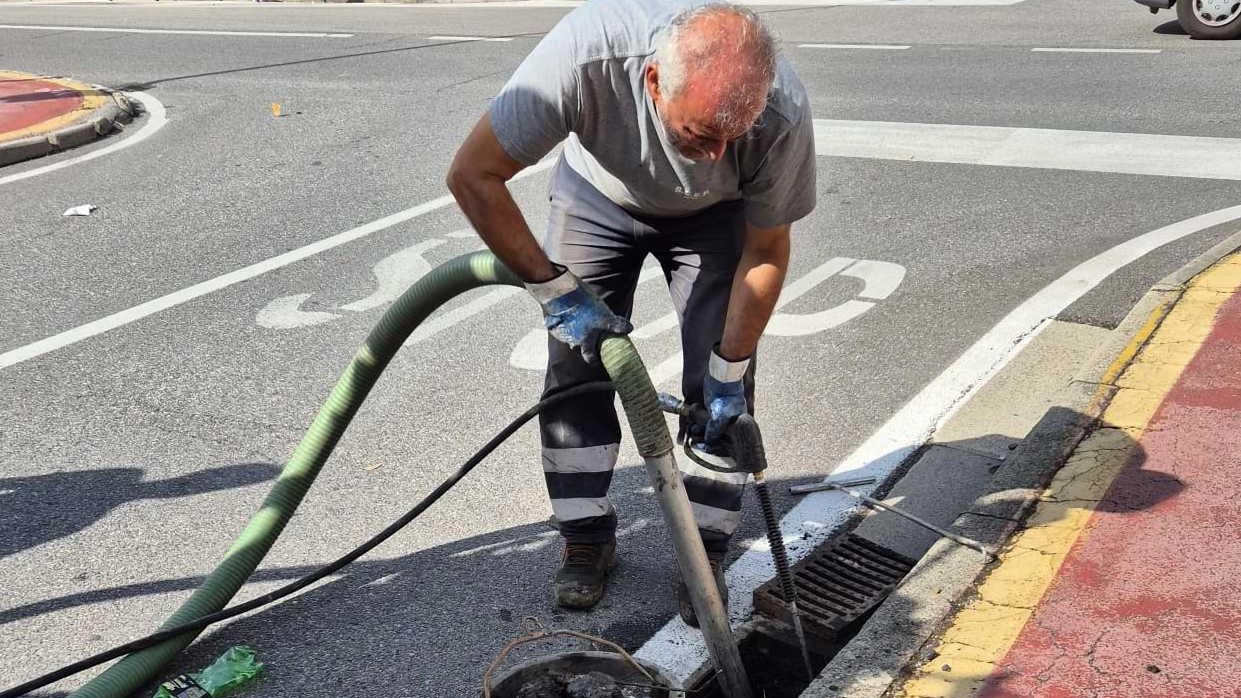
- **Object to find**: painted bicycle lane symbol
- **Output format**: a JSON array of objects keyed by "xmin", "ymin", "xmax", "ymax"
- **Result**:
[
  {"xmin": 255, "ymin": 238, "xmax": 906, "ymax": 367},
  {"xmin": 508, "ymin": 256, "xmax": 906, "ymax": 370}
]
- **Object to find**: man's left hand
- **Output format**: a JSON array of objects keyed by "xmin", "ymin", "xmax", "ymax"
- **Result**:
[{"xmin": 703, "ymin": 345, "xmax": 750, "ymax": 445}]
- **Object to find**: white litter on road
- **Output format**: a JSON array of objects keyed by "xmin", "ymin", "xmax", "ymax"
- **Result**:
[{"xmin": 62, "ymin": 204, "xmax": 96, "ymax": 217}]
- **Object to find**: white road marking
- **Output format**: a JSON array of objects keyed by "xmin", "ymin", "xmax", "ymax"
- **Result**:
[
  {"xmin": 816, "ymin": 119, "xmax": 1241, "ymax": 180},
  {"xmin": 255, "ymin": 293, "xmax": 339, "ymax": 330},
  {"xmin": 256, "ymin": 239, "xmax": 448, "ymax": 329},
  {"xmin": 1032, "ymin": 47, "xmax": 1162, "ymax": 54},
  {"xmin": 420, "ymin": 0, "xmax": 1024, "ymax": 5},
  {"xmin": 511, "ymin": 258, "xmax": 906, "ymax": 369},
  {"xmin": 10, "ymin": 116, "xmax": 1237, "ymax": 370},
  {"xmin": 0, "ymin": 158, "xmax": 554, "ymax": 371},
  {"xmin": 603, "ymin": 258, "xmax": 907, "ymax": 387},
  {"xmin": 799, "ymin": 43, "xmax": 911, "ymax": 49},
  {"xmin": 634, "ymin": 202, "xmax": 1241, "ymax": 682},
  {"xmin": 0, "ymin": 91, "xmax": 167, "ymax": 188},
  {"xmin": 405, "ymin": 287, "xmax": 522, "ymax": 346},
  {"xmin": 8, "ymin": 0, "xmax": 1023, "ymax": 5},
  {"xmin": 0, "ymin": 24, "xmax": 353, "ymax": 38},
  {"xmin": 340, "ymin": 239, "xmax": 447, "ymax": 313},
  {"xmin": 846, "ymin": 259, "xmax": 907, "ymax": 300},
  {"xmin": 508, "ymin": 266, "xmax": 665, "ymax": 369},
  {"xmin": 427, "ymin": 35, "xmax": 513, "ymax": 42}
]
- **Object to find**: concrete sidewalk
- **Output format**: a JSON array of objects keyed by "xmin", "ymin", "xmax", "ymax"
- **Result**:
[
  {"xmin": 0, "ymin": 70, "xmax": 134, "ymax": 166},
  {"xmin": 806, "ymin": 246, "xmax": 1241, "ymax": 698}
]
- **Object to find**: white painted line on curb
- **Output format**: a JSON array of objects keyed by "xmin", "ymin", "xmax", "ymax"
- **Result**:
[
  {"xmin": 0, "ymin": 158, "xmax": 554, "ymax": 371},
  {"xmin": 816, "ymin": 119, "xmax": 1241, "ymax": 180},
  {"xmin": 1031, "ymin": 47, "xmax": 1162, "ymax": 54},
  {"xmin": 799, "ymin": 43, "xmax": 911, "ymax": 49},
  {"xmin": 635, "ymin": 202, "xmax": 1241, "ymax": 683},
  {"xmin": 427, "ymin": 35, "xmax": 514, "ymax": 42},
  {"xmin": 0, "ymin": 24, "xmax": 353, "ymax": 38},
  {"xmin": 0, "ymin": 91, "xmax": 167, "ymax": 188}
]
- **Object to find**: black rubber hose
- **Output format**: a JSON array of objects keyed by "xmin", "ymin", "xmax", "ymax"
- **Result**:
[{"xmin": 0, "ymin": 381, "xmax": 613, "ymax": 698}]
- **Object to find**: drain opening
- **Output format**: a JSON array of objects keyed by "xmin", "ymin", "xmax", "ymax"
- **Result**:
[
  {"xmin": 689, "ymin": 534, "xmax": 915, "ymax": 698},
  {"xmin": 752, "ymin": 534, "xmax": 915, "ymax": 645},
  {"xmin": 687, "ymin": 619, "xmax": 841, "ymax": 698}
]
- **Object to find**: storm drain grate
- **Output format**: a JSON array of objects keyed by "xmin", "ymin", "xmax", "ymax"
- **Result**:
[{"xmin": 752, "ymin": 533, "xmax": 915, "ymax": 643}]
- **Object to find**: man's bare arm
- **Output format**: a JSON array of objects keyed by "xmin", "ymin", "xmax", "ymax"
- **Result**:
[
  {"xmin": 719, "ymin": 222, "xmax": 791, "ymax": 360},
  {"xmin": 446, "ymin": 113, "xmax": 558, "ymax": 283}
]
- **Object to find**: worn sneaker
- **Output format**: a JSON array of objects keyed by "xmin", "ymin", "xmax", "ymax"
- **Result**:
[
  {"xmin": 555, "ymin": 539, "xmax": 617, "ymax": 609},
  {"xmin": 677, "ymin": 554, "xmax": 728, "ymax": 628}
]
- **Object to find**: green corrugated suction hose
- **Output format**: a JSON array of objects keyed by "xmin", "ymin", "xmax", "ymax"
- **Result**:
[{"xmin": 67, "ymin": 250, "xmax": 672, "ymax": 698}]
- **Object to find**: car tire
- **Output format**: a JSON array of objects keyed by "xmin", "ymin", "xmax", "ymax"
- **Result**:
[{"xmin": 1177, "ymin": 0, "xmax": 1241, "ymax": 39}]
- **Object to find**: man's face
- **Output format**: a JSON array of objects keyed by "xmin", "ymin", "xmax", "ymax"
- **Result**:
[{"xmin": 647, "ymin": 64, "xmax": 763, "ymax": 162}]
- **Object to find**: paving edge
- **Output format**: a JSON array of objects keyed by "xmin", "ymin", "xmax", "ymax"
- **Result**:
[
  {"xmin": 0, "ymin": 86, "xmax": 137, "ymax": 168},
  {"xmin": 798, "ymin": 227, "xmax": 1241, "ymax": 698}
]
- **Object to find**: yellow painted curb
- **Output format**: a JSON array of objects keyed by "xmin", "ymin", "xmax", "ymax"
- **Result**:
[
  {"xmin": 895, "ymin": 251, "xmax": 1241, "ymax": 698},
  {"xmin": 0, "ymin": 71, "xmax": 112, "ymax": 143}
]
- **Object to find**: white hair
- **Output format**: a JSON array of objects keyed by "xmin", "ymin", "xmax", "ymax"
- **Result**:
[{"xmin": 652, "ymin": 3, "xmax": 778, "ymax": 131}]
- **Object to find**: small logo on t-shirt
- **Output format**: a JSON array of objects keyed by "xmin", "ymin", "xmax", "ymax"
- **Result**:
[{"xmin": 675, "ymin": 186, "xmax": 711, "ymax": 200}]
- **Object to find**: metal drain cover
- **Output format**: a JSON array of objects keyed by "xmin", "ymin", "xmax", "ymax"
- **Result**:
[{"xmin": 752, "ymin": 533, "xmax": 915, "ymax": 642}]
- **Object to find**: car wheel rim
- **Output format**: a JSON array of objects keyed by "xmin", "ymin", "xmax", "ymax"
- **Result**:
[{"xmin": 1195, "ymin": 0, "xmax": 1241, "ymax": 26}]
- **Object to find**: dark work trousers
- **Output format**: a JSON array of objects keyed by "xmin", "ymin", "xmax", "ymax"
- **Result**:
[{"xmin": 539, "ymin": 158, "xmax": 756, "ymax": 556}]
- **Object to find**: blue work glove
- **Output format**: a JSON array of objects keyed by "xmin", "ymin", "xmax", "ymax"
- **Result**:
[
  {"xmin": 525, "ymin": 266, "xmax": 633, "ymax": 365},
  {"xmin": 702, "ymin": 345, "xmax": 751, "ymax": 445}
]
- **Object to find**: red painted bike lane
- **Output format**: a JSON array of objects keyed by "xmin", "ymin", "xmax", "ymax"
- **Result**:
[
  {"xmin": 978, "ymin": 289, "xmax": 1241, "ymax": 698},
  {"xmin": 0, "ymin": 76, "xmax": 85, "ymax": 136}
]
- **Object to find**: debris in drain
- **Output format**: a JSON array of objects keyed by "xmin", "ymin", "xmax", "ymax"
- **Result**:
[
  {"xmin": 567, "ymin": 672, "xmax": 621, "ymax": 698},
  {"xmin": 515, "ymin": 672, "xmax": 653, "ymax": 698},
  {"xmin": 515, "ymin": 674, "xmax": 566, "ymax": 698}
]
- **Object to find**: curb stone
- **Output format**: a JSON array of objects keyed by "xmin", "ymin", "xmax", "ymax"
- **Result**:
[
  {"xmin": 0, "ymin": 86, "xmax": 137, "ymax": 168},
  {"xmin": 799, "ymin": 228, "xmax": 1241, "ymax": 698}
]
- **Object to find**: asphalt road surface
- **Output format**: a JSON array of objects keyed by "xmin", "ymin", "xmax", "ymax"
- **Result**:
[{"xmin": 2, "ymin": 0, "xmax": 1239, "ymax": 695}]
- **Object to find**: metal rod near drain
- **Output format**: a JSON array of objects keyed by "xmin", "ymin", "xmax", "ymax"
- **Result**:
[{"xmin": 790, "ymin": 478, "xmax": 997, "ymax": 559}]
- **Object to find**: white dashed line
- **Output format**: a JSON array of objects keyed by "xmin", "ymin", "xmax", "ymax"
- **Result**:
[
  {"xmin": 427, "ymin": 35, "xmax": 514, "ymax": 42},
  {"xmin": 0, "ymin": 24, "xmax": 353, "ymax": 38},
  {"xmin": 1031, "ymin": 47, "xmax": 1162, "ymax": 54},
  {"xmin": 799, "ymin": 43, "xmax": 911, "ymax": 50}
]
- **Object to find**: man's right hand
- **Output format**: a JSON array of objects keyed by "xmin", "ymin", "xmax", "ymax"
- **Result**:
[{"xmin": 526, "ymin": 267, "xmax": 633, "ymax": 364}]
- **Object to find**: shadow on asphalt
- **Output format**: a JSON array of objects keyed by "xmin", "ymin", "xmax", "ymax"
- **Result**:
[
  {"xmin": 0, "ymin": 462, "xmax": 280, "ymax": 558},
  {"xmin": 3, "ymin": 411, "xmax": 1184, "ymax": 698},
  {"xmin": 0, "ymin": 89, "xmax": 110, "ymax": 104},
  {"xmin": 1154, "ymin": 19, "xmax": 1189, "ymax": 35},
  {"xmin": 109, "ymin": 33, "xmax": 547, "ymax": 92}
]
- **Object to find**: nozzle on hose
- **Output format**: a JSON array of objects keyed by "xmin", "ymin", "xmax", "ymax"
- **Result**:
[{"xmin": 657, "ymin": 394, "xmax": 816, "ymax": 680}]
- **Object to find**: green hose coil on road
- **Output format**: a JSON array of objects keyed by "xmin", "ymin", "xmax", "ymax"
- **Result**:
[{"xmin": 68, "ymin": 250, "xmax": 674, "ymax": 698}]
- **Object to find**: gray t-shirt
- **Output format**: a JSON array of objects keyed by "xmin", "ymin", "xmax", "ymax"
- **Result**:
[{"xmin": 489, "ymin": 0, "xmax": 817, "ymax": 228}]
